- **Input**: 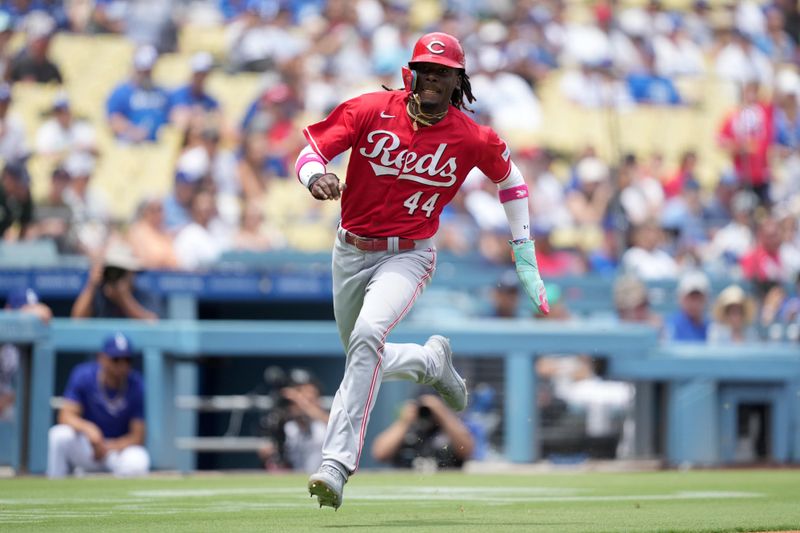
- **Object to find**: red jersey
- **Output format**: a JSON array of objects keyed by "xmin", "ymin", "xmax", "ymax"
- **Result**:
[
  {"xmin": 717, "ymin": 102, "xmax": 773, "ymax": 187},
  {"xmin": 303, "ymin": 90, "xmax": 511, "ymax": 239},
  {"xmin": 740, "ymin": 244, "xmax": 783, "ymax": 282}
]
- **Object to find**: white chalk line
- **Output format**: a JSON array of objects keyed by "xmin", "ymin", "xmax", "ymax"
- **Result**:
[
  {"xmin": 0, "ymin": 487, "xmax": 765, "ymax": 522},
  {"xmin": 129, "ymin": 486, "xmax": 581, "ymax": 498}
]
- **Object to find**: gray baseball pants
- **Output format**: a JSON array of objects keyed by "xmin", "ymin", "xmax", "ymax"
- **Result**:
[{"xmin": 321, "ymin": 226, "xmax": 438, "ymax": 473}]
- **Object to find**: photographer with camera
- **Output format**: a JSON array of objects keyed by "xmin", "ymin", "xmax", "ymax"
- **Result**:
[
  {"xmin": 71, "ymin": 241, "xmax": 159, "ymax": 320},
  {"xmin": 371, "ymin": 393, "xmax": 474, "ymax": 471},
  {"xmin": 258, "ymin": 368, "xmax": 329, "ymax": 473}
]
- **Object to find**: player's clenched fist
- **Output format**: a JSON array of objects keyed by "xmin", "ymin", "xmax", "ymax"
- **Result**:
[{"xmin": 308, "ymin": 172, "xmax": 346, "ymax": 201}]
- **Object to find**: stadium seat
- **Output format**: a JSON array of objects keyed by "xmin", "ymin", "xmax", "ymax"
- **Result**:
[
  {"xmin": 206, "ymin": 72, "xmax": 262, "ymax": 125},
  {"xmin": 92, "ymin": 130, "xmax": 181, "ymax": 221},
  {"xmin": 179, "ymin": 24, "xmax": 228, "ymax": 57},
  {"xmin": 154, "ymin": 52, "xmax": 194, "ymax": 87}
]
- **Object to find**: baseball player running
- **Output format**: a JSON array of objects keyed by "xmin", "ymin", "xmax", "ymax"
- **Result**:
[{"xmin": 296, "ymin": 32, "xmax": 550, "ymax": 509}]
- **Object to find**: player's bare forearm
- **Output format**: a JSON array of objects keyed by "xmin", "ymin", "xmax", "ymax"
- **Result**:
[
  {"xmin": 301, "ymin": 402, "xmax": 329, "ymax": 423},
  {"xmin": 70, "ymin": 285, "xmax": 97, "ymax": 318},
  {"xmin": 108, "ymin": 419, "xmax": 146, "ymax": 450},
  {"xmin": 282, "ymin": 388, "xmax": 330, "ymax": 423},
  {"xmin": 371, "ymin": 419, "xmax": 412, "ymax": 462},
  {"xmin": 106, "ymin": 432, "xmax": 144, "ymax": 451},
  {"xmin": 437, "ymin": 416, "xmax": 474, "ymax": 460},
  {"xmin": 372, "ymin": 401, "xmax": 418, "ymax": 462},
  {"xmin": 58, "ymin": 404, "xmax": 102, "ymax": 441},
  {"xmin": 421, "ymin": 395, "xmax": 474, "ymax": 459},
  {"xmin": 308, "ymin": 173, "xmax": 346, "ymax": 201},
  {"xmin": 115, "ymin": 294, "xmax": 158, "ymax": 321}
]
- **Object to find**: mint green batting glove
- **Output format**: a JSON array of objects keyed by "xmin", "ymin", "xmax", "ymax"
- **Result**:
[{"xmin": 510, "ymin": 239, "xmax": 550, "ymax": 315}]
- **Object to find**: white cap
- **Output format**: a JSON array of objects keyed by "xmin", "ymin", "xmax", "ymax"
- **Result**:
[
  {"xmin": 24, "ymin": 11, "xmax": 55, "ymax": 40},
  {"xmin": 775, "ymin": 68, "xmax": 800, "ymax": 96},
  {"xmin": 64, "ymin": 151, "xmax": 96, "ymax": 178},
  {"xmin": 619, "ymin": 8, "xmax": 649, "ymax": 37},
  {"xmin": 477, "ymin": 47, "xmax": 507, "ymax": 73},
  {"xmin": 190, "ymin": 51, "xmax": 214, "ymax": 73},
  {"xmin": 133, "ymin": 45, "xmax": 158, "ymax": 71},
  {"xmin": 104, "ymin": 241, "xmax": 141, "ymax": 271},
  {"xmin": 175, "ymin": 147, "xmax": 210, "ymax": 183},
  {"xmin": 735, "ymin": 1, "xmax": 766, "ymax": 38},
  {"xmin": 677, "ymin": 270, "xmax": 710, "ymax": 297},
  {"xmin": 478, "ymin": 20, "xmax": 508, "ymax": 44},
  {"xmin": 577, "ymin": 157, "xmax": 609, "ymax": 184}
]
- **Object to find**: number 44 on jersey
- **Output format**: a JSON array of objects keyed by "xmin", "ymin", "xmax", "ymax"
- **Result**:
[{"xmin": 403, "ymin": 192, "xmax": 440, "ymax": 217}]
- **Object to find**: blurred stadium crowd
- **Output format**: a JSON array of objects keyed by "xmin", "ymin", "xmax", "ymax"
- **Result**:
[{"xmin": 0, "ymin": 0, "xmax": 796, "ymax": 333}]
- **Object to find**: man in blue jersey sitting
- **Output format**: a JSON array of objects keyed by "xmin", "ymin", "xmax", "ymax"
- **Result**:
[
  {"xmin": 106, "ymin": 45, "xmax": 170, "ymax": 143},
  {"xmin": 47, "ymin": 332, "xmax": 149, "ymax": 478},
  {"xmin": 168, "ymin": 51, "xmax": 221, "ymax": 129}
]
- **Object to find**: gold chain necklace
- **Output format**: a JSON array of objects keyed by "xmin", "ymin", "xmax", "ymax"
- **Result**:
[{"xmin": 406, "ymin": 94, "xmax": 448, "ymax": 131}]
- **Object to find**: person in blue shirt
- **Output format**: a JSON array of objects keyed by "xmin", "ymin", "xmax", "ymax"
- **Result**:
[
  {"xmin": 1, "ymin": 0, "xmax": 64, "ymax": 30},
  {"xmin": 168, "ymin": 51, "xmax": 220, "ymax": 129},
  {"xmin": 106, "ymin": 45, "xmax": 170, "ymax": 143},
  {"xmin": 163, "ymin": 147, "xmax": 208, "ymax": 232},
  {"xmin": 47, "ymin": 332, "xmax": 150, "ymax": 478},
  {"xmin": 666, "ymin": 270, "xmax": 711, "ymax": 342},
  {"xmin": 626, "ymin": 45, "xmax": 682, "ymax": 106}
]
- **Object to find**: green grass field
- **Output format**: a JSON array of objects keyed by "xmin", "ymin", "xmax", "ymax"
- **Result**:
[{"xmin": 1, "ymin": 470, "xmax": 799, "ymax": 532}]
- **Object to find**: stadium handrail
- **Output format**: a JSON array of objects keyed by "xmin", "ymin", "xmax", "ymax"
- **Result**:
[{"xmin": 3, "ymin": 315, "xmax": 798, "ymax": 473}]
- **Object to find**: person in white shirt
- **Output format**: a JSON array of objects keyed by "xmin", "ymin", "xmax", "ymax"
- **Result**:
[
  {"xmin": 619, "ymin": 154, "xmax": 665, "ymax": 226},
  {"xmin": 0, "ymin": 83, "xmax": 28, "ymax": 163},
  {"xmin": 173, "ymin": 189, "xmax": 228, "ymax": 270},
  {"xmin": 682, "ymin": 0, "xmax": 714, "ymax": 48},
  {"xmin": 703, "ymin": 190, "xmax": 757, "ymax": 272},
  {"xmin": 35, "ymin": 93, "xmax": 97, "ymax": 159},
  {"xmin": 560, "ymin": 61, "xmax": 634, "ymax": 109},
  {"xmin": 62, "ymin": 152, "xmax": 110, "ymax": 255},
  {"xmin": 226, "ymin": 6, "xmax": 308, "ymax": 73},
  {"xmin": 715, "ymin": 30, "xmax": 773, "ymax": 88},
  {"xmin": 652, "ymin": 19, "xmax": 705, "ymax": 77},
  {"xmin": 527, "ymin": 150, "xmax": 572, "ymax": 230},
  {"xmin": 621, "ymin": 219, "xmax": 679, "ymax": 280},
  {"xmin": 468, "ymin": 46, "xmax": 542, "ymax": 135}
]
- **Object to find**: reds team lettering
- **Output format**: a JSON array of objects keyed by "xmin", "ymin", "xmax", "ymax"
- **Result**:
[{"xmin": 359, "ymin": 130, "xmax": 458, "ymax": 187}]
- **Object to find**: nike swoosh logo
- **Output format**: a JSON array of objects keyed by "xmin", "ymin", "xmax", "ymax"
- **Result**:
[{"xmin": 380, "ymin": 111, "xmax": 395, "ymax": 119}]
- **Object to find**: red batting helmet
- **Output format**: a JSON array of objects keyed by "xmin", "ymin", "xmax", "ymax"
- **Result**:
[{"xmin": 409, "ymin": 32, "xmax": 465, "ymax": 70}]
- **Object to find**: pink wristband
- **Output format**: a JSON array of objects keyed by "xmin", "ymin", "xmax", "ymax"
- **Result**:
[
  {"xmin": 295, "ymin": 151, "xmax": 326, "ymax": 181},
  {"xmin": 498, "ymin": 184, "xmax": 529, "ymax": 203}
]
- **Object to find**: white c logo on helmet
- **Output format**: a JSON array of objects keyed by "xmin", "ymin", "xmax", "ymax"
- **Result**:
[{"xmin": 425, "ymin": 40, "xmax": 446, "ymax": 54}]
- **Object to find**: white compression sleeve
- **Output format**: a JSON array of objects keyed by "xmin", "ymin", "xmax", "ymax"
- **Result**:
[
  {"xmin": 496, "ymin": 161, "xmax": 531, "ymax": 241},
  {"xmin": 295, "ymin": 144, "xmax": 327, "ymax": 187}
]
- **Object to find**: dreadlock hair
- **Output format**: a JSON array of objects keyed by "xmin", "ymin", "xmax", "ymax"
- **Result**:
[
  {"xmin": 381, "ymin": 69, "xmax": 477, "ymax": 112},
  {"xmin": 452, "ymin": 71, "xmax": 476, "ymax": 112}
]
